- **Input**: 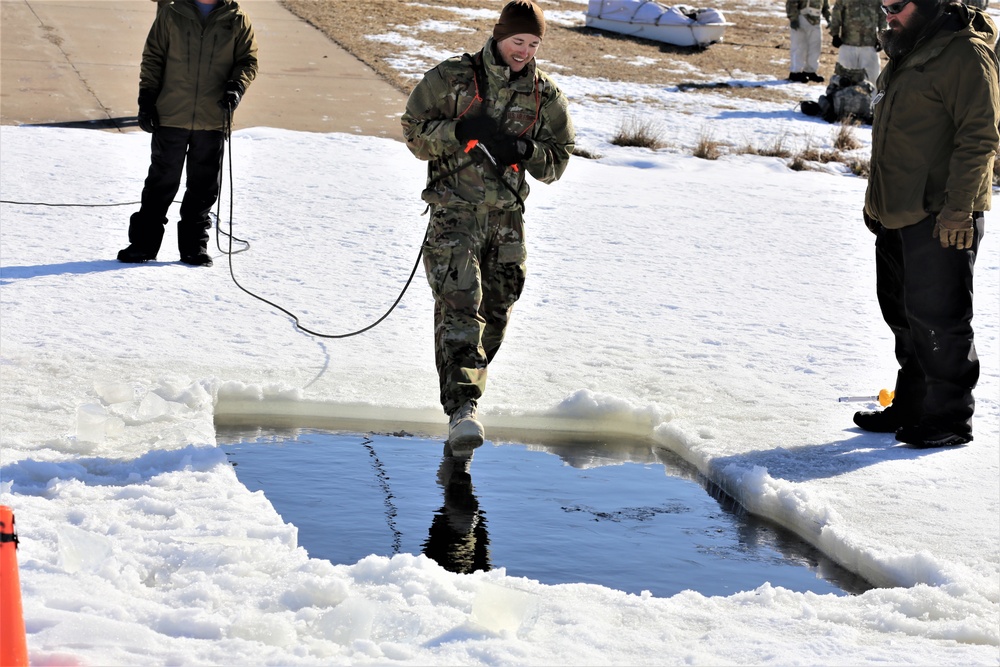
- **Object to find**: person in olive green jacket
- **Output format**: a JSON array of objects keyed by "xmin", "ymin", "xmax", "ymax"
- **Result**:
[
  {"xmin": 855, "ymin": 0, "xmax": 999, "ymax": 447},
  {"xmin": 118, "ymin": 0, "xmax": 258, "ymax": 267},
  {"xmin": 401, "ymin": 0, "xmax": 574, "ymax": 454}
]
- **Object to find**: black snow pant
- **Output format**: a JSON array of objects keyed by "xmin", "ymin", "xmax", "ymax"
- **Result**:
[
  {"xmin": 128, "ymin": 127, "xmax": 225, "ymax": 258},
  {"xmin": 875, "ymin": 213, "xmax": 983, "ymax": 437}
]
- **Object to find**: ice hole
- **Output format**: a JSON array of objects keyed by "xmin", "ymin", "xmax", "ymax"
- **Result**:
[{"xmin": 217, "ymin": 426, "xmax": 871, "ymax": 598}]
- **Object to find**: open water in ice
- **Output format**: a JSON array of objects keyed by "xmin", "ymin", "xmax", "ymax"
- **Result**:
[{"xmin": 220, "ymin": 428, "xmax": 872, "ymax": 598}]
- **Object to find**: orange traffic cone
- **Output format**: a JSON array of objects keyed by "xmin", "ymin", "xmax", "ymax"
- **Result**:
[{"xmin": 0, "ymin": 506, "xmax": 28, "ymax": 667}]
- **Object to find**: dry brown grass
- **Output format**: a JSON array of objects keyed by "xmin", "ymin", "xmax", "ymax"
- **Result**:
[
  {"xmin": 611, "ymin": 115, "xmax": 666, "ymax": 149},
  {"xmin": 278, "ymin": 0, "xmax": 844, "ymax": 104},
  {"xmin": 693, "ymin": 129, "xmax": 725, "ymax": 160},
  {"xmin": 832, "ymin": 120, "xmax": 863, "ymax": 152},
  {"xmin": 845, "ymin": 156, "xmax": 871, "ymax": 178},
  {"xmin": 739, "ymin": 133, "xmax": 791, "ymax": 158}
]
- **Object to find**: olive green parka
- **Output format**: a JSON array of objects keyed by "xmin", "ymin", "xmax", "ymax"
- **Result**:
[
  {"xmin": 865, "ymin": 4, "xmax": 999, "ymax": 228},
  {"xmin": 140, "ymin": 0, "xmax": 258, "ymax": 131},
  {"xmin": 400, "ymin": 38, "xmax": 575, "ymax": 211}
]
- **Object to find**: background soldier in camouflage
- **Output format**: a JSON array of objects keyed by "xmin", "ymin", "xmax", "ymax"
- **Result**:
[
  {"xmin": 787, "ymin": 0, "xmax": 832, "ymax": 81},
  {"xmin": 830, "ymin": 0, "xmax": 887, "ymax": 84},
  {"xmin": 401, "ymin": 1, "xmax": 575, "ymax": 453}
]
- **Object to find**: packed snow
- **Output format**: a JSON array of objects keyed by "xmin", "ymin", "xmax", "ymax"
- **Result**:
[{"xmin": 1, "ymin": 4, "xmax": 998, "ymax": 666}]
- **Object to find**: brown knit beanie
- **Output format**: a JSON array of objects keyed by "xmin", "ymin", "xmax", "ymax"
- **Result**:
[{"xmin": 493, "ymin": 1, "xmax": 546, "ymax": 43}]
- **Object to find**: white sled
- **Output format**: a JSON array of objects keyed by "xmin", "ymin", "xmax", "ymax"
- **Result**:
[{"xmin": 585, "ymin": 0, "xmax": 733, "ymax": 48}]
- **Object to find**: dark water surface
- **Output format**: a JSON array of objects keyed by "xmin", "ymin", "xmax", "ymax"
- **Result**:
[{"xmin": 220, "ymin": 428, "xmax": 871, "ymax": 598}]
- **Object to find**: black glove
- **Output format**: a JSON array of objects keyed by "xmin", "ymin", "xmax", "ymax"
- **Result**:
[
  {"xmin": 137, "ymin": 88, "xmax": 159, "ymax": 134},
  {"xmin": 832, "ymin": 35, "xmax": 843, "ymax": 48},
  {"xmin": 486, "ymin": 134, "xmax": 534, "ymax": 166},
  {"xmin": 218, "ymin": 80, "xmax": 244, "ymax": 112},
  {"xmin": 863, "ymin": 209, "xmax": 881, "ymax": 235},
  {"xmin": 790, "ymin": 17, "xmax": 800, "ymax": 30},
  {"xmin": 875, "ymin": 41, "xmax": 883, "ymax": 52},
  {"xmin": 455, "ymin": 115, "xmax": 499, "ymax": 145}
]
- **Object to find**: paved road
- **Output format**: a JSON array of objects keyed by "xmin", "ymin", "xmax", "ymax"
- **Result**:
[{"xmin": 0, "ymin": 0, "xmax": 407, "ymax": 138}]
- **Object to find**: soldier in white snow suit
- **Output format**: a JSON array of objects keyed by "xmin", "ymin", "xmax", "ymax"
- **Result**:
[{"xmin": 788, "ymin": 0, "xmax": 833, "ymax": 81}]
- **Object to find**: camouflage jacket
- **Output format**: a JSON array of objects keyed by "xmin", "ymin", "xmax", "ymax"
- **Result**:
[
  {"xmin": 829, "ymin": 0, "xmax": 886, "ymax": 46},
  {"xmin": 866, "ymin": 5, "xmax": 999, "ymax": 228},
  {"xmin": 140, "ymin": 0, "xmax": 258, "ymax": 131},
  {"xmin": 401, "ymin": 38, "xmax": 575, "ymax": 211},
  {"xmin": 787, "ymin": 0, "xmax": 831, "ymax": 25}
]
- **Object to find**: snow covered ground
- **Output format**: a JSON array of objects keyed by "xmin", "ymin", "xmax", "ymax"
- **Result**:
[{"xmin": 1, "ymin": 4, "xmax": 998, "ymax": 666}]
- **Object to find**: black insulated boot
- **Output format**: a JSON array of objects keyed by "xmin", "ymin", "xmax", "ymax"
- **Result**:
[
  {"xmin": 853, "ymin": 404, "xmax": 919, "ymax": 433},
  {"xmin": 896, "ymin": 424, "xmax": 972, "ymax": 448},
  {"xmin": 117, "ymin": 244, "xmax": 156, "ymax": 263},
  {"xmin": 180, "ymin": 252, "xmax": 213, "ymax": 267}
]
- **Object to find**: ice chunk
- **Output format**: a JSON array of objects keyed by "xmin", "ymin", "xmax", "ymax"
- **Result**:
[
  {"xmin": 470, "ymin": 582, "xmax": 538, "ymax": 636},
  {"xmin": 316, "ymin": 598, "xmax": 376, "ymax": 645},
  {"xmin": 76, "ymin": 403, "xmax": 125, "ymax": 443},
  {"xmin": 57, "ymin": 525, "xmax": 113, "ymax": 574},
  {"xmin": 76, "ymin": 403, "xmax": 108, "ymax": 443},
  {"xmin": 93, "ymin": 381, "xmax": 134, "ymax": 405},
  {"xmin": 137, "ymin": 392, "xmax": 171, "ymax": 421}
]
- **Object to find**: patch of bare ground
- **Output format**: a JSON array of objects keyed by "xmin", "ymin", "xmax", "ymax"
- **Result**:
[{"xmin": 279, "ymin": 0, "xmax": 850, "ymax": 104}]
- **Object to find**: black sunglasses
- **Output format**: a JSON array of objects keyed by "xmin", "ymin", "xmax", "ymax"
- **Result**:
[{"xmin": 881, "ymin": 0, "xmax": 912, "ymax": 14}]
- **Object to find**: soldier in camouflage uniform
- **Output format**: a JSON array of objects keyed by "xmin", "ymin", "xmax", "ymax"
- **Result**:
[
  {"xmin": 830, "ymin": 0, "xmax": 887, "ymax": 84},
  {"xmin": 788, "ymin": 0, "xmax": 832, "ymax": 81},
  {"xmin": 401, "ymin": 0, "xmax": 575, "ymax": 453}
]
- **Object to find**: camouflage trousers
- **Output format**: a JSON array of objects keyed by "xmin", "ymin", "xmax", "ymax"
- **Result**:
[{"xmin": 422, "ymin": 204, "xmax": 527, "ymax": 415}]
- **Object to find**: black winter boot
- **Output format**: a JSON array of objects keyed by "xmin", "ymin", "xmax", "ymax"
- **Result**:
[
  {"xmin": 853, "ymin": 403, "xmax": 920, "ymax": 433},
  {"xmin": 180, "ymin": 252, "xmax": 213, "ymax": 267},
  {"xmin": 117, "ymin": 244, "xmax": 157, "ymax": 263},
  {"xmin": 119, "ymin": 211, "xmax": 165, "ymax": 262},
  {"xmin": 178, "ymin": 216, "xmax": 213, "ymax": 266},
  {"xmin": 895, "ymin": 423, "xmax": 972, "ymax": 448}
]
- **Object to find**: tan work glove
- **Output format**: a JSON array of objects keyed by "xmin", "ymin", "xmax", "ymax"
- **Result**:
[{"xmin": 932, "ymin": 207, "xmax": 974, "ymax": 250}]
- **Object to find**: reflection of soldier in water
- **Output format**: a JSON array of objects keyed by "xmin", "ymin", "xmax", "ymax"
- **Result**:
[{"xmin": 422, "ymin": 456, "xmax": 491, "ymax": 574}]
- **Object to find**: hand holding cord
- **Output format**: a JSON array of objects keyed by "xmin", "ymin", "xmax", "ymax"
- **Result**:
[
  {"xmin": 219, "ymin": 80, "xmax": 244, "ymax": 112},
  {"xmin": 486, "ymin": 134, "xmax": 534, "ymax": 167}
]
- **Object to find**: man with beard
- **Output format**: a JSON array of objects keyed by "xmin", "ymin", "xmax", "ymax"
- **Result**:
[{"xmin": 855, "ymin": 0, "xmax": 999, "ymax": 447}]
